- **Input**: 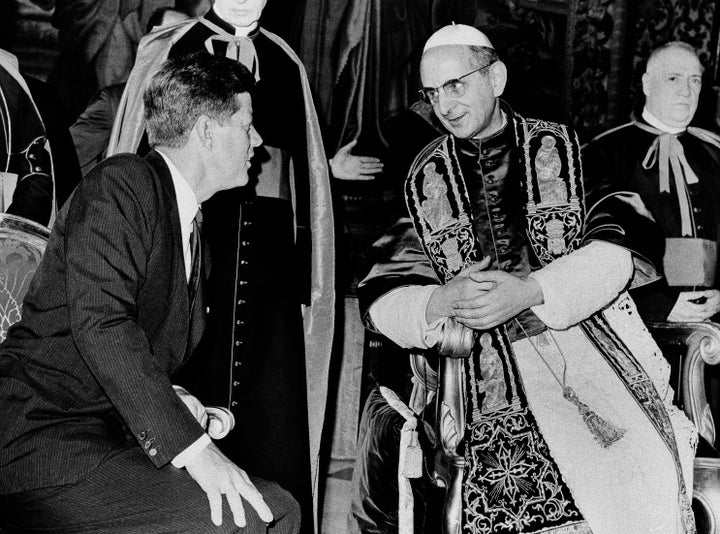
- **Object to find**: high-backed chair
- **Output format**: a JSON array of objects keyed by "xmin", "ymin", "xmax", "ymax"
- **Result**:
[
  {"xmin": 0, "ymin": 213, "xmax": 50, "ymax": 342},
  {"xmin": 646, "ymin": 320, "xmax": 720, "ymax": 534}
]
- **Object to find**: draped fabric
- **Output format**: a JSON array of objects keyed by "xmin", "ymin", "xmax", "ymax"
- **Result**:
[
  {"xmin": 44, "ymin": 0, "xmax": 173, "ymax": 117},
  {"xmin": 566, "ymin": 0, "xmax": 720, "ymax": 140},
  {"xmin": 297, "ymin": 0, "xmax": 432, "ymax": 153},
  {"xmin": 566, "ymin": 0, "xmax": 632, "ymax": 140}
]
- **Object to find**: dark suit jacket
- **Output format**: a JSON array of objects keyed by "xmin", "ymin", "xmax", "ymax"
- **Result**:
[{"xmin": 0, "ymin": 150, "xmax": 205, "ymax": 494}]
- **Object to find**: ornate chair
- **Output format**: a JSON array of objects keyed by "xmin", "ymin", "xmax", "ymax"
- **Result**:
[
  {"xmin": 646, "ymin": 320, "xmax": 720, "ymax": 533},
  {"xmin": 0, "ymin": 213, "xmax": 50, "ymax": 341}
]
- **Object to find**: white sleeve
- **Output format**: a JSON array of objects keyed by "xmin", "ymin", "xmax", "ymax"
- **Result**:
[
  {"xmin": 368, "ymin": 285, "xmax": 446, "ymax": 349},
  {"xmin": 529, "ymin": 241, "xmax": 633, "ymax": 329}
]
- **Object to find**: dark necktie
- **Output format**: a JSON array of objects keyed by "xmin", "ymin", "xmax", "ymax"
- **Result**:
[
  {"xmin": 188, "ymin": 210, "xmax": 202, "ymax": 301},
  {"xmin": 187, "ymin": 209, "xmax": 205, "ymax": 357}
]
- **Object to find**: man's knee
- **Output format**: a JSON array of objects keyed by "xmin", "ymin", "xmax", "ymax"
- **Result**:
[
  {"xmin": 251, "ymin": 478, "xmax": 301, "ymax": 533},
  {"xmin": 274, "ymin": 486, "xmax": 301, "ymax": 531}
]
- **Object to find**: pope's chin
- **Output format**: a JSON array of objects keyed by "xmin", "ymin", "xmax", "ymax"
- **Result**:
[{"xmin": 442, "ymin": 119, "xmax": 471, "ymax": 139}]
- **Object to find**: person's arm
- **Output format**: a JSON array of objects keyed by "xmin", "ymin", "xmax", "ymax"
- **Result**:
[
  {"xmin": 65, "ymin": 162, "xmax": 204, "ymax": 467},
  {"xmin": 528, "ymin": 241, "xmax": 633, "ymax": 329},
  {"xmin": 368, "ymin": 285, "xmax": 444, "ymax": 349},
  {"xmin": 449, "ymin": 243, "xmax": 631, "ymax": 331},
  {"xmin": 70, "ymin": 85, "xmax": 122, "ymax": 174}
]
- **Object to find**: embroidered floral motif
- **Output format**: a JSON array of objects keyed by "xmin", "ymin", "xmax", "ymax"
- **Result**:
[{"xmin": 464, "ymin": 406, "xmax": 586, "ymax": 534}]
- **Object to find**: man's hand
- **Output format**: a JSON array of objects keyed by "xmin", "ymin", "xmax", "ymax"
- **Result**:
[
  {"xmin": 426, "ymin": 258, "xmax": 494, "ymax": 323},
  {"xmin": 174, "ymin": 386, "xmax": 208, "ymax": 429},
  {"xmin": 329, "ymin": 140, "xmax": 384, "ymax": 180},
  {"xmin": 668, "ymin": 289, "xmax": 720, "ymax": 322},
  {"xmin": 185, "ymin": 443, "xmax": 274, "ymax": 528},
  {"xmin": 451, "ymin": 270, "xmax": 544, "ymax": 330}
]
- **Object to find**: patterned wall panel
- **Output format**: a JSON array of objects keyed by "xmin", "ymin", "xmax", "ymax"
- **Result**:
[
  {"xmin": 567, "ymin": 0, "xmax": 719, "ymax": 140},
  {"xmin": 629, "ymin": 0, "xmax": 717, "ymax": 123},
  {"xmin": 567, "ymin": 0, "xmax": 629, "ymax": 141}
]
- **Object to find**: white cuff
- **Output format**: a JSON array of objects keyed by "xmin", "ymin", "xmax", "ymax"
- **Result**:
[
  {"xmin": 368, "ymin": 285, "xmax": 446, "ymax": 349},
  {"xmin": 171, "ymin": 433, "xmax": 211, "ymax": 468}
]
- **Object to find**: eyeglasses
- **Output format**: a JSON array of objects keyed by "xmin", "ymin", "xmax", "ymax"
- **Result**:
[{"xmin": 418, "ymin": 63, "xmax": 495, "ymax": 105}]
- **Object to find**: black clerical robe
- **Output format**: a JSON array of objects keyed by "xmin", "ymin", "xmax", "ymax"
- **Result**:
[{"xmin": 583, "ymin": 120, "xmax": 720, "ymax": 321}]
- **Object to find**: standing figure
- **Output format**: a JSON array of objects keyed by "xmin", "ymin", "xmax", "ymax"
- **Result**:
[{"xmin": 535, "ymin": 135, "xmax": 567, "ymax": 205}]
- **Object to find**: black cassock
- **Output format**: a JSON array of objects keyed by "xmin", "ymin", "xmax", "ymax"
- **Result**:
[{"xmin": 170, "ymin": 10, "xmax": 313, "ymax": 531}]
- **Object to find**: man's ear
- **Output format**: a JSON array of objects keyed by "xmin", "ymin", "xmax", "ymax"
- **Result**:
[
  {"xmin": 641, "ymin": 72, "xmax": 651, "ymax": 97},
  {"xmin": 489, "ymin": 61, "xmax": 508, "ymax": 98},
  {"xmin": 193, "ymin": 114, "xmax": 215, "ymax": 149}
]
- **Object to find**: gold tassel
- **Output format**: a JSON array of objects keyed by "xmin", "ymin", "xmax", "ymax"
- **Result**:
[{"xmin": 563, "ymin": 386, "xmax": 626, "ymax": 448}]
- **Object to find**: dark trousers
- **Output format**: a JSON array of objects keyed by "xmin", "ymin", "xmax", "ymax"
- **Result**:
[{"xmin": 0, "ymin": 446, "xmax": 300, "ymax": 533}]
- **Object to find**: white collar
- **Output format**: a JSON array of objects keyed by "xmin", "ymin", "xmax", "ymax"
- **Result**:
[
  {"xmin": 472, "ymin": 109, "xmax": 507, "ymax": 140},
  {"xmin": 156, "ymin": 149, "xmax": 199, "ymax": 247},
  {"xmin": 642, "ymin": 108, "xmax": 686, "ymax": 134},
  {"xmin": 233, "ymin": 23, "xmax": 258, "ymax": 37}
]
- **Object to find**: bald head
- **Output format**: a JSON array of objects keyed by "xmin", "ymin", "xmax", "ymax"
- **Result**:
[{"xmin": 642, "ymin": 42, "xmax": 703, "ymax": 129}]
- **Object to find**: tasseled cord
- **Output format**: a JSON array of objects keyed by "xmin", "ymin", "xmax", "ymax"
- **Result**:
[{"xmin": 379, "ymin": 386, "xmax": 423, "ymax": 534}]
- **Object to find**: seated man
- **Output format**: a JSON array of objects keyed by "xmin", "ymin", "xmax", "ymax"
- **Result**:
[
  {"xmin": 583, "ymin": 41, "xmax": 720, "ymax": 444},
  {"xmin": 583, "ymin": 41, "xmax": 720, "ymax": 323},
  {"xmin": 359, "ymin": 25, "xmax": 696, "ymax": 533},
  {"xmin": 0, "ymin": 52, "xmax": 298, "ymax": 533}
]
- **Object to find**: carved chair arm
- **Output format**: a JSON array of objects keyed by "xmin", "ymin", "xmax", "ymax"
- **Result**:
[{"xmin": 646, "ymin": 321, "xmax": 720, "ymax": 446}]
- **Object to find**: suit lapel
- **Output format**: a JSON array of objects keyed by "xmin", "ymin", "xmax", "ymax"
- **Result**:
[{"xmin": 144, "ymin": 150, "xmax": 192, "ymax": 361}]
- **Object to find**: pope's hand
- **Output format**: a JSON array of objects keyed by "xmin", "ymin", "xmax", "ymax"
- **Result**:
[
  {"xmin": 426, "ymin": 258, "xmax": 494, "ymax": 323},
  {"xmin": 451, "ymin": 269, "xmax": 544, "ymax": 330}
]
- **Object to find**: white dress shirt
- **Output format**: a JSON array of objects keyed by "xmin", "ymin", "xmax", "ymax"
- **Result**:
[{"xmin": 156, "ymin": 150, "xmax": 212, "ymax": 467}]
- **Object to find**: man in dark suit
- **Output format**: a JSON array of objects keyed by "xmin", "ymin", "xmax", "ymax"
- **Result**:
[{"xmin": 0, "ymin": 52, "xmax": 299, "ymax": 533}]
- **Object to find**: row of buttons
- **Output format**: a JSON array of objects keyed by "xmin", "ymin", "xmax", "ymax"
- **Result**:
[
  {"xmin": 137, "ymin": 430, "xmax": 158, "ymax": 457},
  {"xmin": 229, "ymin": 204, "xmax": 254, "ymax": 403}
]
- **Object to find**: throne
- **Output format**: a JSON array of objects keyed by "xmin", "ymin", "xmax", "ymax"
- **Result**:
[{"xmin": 646, "ymin": 320, "xmax": 720, "ymax": 533}]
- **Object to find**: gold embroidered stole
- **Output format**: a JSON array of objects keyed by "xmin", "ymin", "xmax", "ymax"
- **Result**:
[
  {"xmin": 406, "ymin": 118, "xmax": 589, "ymax": 534},
  {"xmin": 406, "ymin": 116, "xmax": 694, "ymax": 533}
]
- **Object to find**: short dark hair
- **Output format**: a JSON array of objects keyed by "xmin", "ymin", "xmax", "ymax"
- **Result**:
[{"xmin": 144, "ymin": 52, "xmax": 255, "ymax": 148}]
